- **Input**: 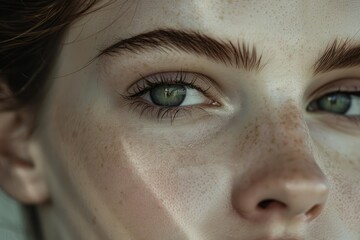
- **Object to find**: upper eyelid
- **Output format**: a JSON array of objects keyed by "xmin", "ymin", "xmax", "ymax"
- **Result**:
[
  {"xmin": 307, "ymin": 78, "xmax": 360, "ymax": 102},
  {"xmin": 126, "ymin": 72, "xmax": 212, "ymax": 96}
]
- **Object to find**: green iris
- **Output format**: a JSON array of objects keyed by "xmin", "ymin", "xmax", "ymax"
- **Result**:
[
  {"xmin": 317, "ymin": 93, "xmax": 351, "ymax": 114},
  {"xmin": 150, "ymin": 84, "xmax": 186, "ymax": 106}
]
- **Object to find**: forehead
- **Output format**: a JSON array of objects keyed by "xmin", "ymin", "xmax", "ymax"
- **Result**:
[
  {"xmin": 62, "ymin": 0, "xmax": 360, "ymax": 74},
  {"xmin": 90, "ymin": 0, "xmax": 360, "ymax": 39}
]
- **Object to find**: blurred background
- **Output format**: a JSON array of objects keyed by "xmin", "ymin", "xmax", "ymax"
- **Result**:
[{"xmin": 0, "ymin": 191, "xmax": 27, "ymax": 240}]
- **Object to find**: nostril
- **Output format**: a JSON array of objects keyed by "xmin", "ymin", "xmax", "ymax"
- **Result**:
[
  {"xmin": 258, "ymin": 199, "xmax": 274, "ymax": 209},
  {"xmin": 258, "ymin": 199, "xmax": 287, "ymax": 210},
  {"xmin": 306, "ymin": 204, "xmax": 322, "ymax": 220}
]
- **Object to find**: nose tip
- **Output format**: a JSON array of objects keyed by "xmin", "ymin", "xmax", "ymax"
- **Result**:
[{"xmin": 233, "ymin": 178, "xmax": 329, "ymax": 223}]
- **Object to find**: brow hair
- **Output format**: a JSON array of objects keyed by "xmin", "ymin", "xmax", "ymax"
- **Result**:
[
  {"xmin": 98, "ymin": 28, "xmax": 264, "ymax": 71},
  {"xmin": 313, "ymin": 38, "xmax": 360, "ymax": 75}
]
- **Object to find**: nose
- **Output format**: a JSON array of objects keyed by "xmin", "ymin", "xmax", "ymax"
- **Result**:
[
  {"xmin": 232, "ymin": 108, "xmax": 329, "ymax": 224},
  {"xmin": 232, "ymin": 166, "xmax": 329, "ymax": 223}
]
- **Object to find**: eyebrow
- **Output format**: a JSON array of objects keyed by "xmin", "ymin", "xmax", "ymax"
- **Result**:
[
  {"xmin": 313, "ymin": 38, "xmax": 360, "ymax": 75},
  {"xmin": 97, "ymin": 28, "xmax": 264, "ymax": 71},
  {"xmin": 98, "ymin": 28, "xmax": 360, "ymax": 75}
]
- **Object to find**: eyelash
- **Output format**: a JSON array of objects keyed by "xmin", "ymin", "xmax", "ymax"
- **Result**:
[{"xmin": 120, "ymin": 71, "xmax": 214, "ymax": 122}]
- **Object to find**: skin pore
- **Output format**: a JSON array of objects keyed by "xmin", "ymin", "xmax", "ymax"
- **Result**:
[{"xmin": 1, "ymin": 0, "xmax": 360, "ymax": 239}]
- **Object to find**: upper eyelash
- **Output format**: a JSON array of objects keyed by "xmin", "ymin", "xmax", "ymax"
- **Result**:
[
  {"xmin": 337, "ymin": 84, "xmax": 360, "ymax": 92},
  {"xmin": 334, "ymin": 84, "xmax": 360, "ymax": 95},
  {"xmin": 124, "ymin": 71, "xmax": 211, "ymax": 99},
  {"xmin": 309, "ymin": 86, "xmax": 360, "ymax": 106},
  {"xmin": 325, "ymin": 89, "xmax": 360, "ymax": 98}
]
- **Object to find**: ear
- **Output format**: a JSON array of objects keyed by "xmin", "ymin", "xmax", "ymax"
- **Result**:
[{"xmin": 0, "ymin": 83, "xmax": 49, "ymax": 205}]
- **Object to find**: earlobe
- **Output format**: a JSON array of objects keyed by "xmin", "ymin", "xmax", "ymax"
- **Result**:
[{"xmin": 0, "ymin": 108, "xmax": 49, "ymax": 205}]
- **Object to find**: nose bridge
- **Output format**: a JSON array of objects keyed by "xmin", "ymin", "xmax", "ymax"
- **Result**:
[
  {"xmin": 266, "ymin": 100, "xmax": 311, "ymax": 151},
  {"xmin": 232, "ymin": 101, "xmax": 329, "ymax": 225},
  {"xmin": 252, "ymin": 101, "xmax": 319, "ymax": 170}
]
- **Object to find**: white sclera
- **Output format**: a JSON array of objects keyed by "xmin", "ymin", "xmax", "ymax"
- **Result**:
[{"xmin": 346, "ymin": 95, "xmax": 360, "ymax": 116}]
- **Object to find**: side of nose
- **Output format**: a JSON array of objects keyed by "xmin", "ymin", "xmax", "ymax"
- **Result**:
[{"xmin": 232, "ymin": 108, "xmax": 329, "ymax": 224}]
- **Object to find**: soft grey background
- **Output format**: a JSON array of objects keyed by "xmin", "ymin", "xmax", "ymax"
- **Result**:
[{"xmin": 0, "ymin": 191, "xmax": 27, "ymax": 240}]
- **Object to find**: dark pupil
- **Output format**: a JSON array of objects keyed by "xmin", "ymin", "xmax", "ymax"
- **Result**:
[
  {"xmin": 318, "ymin": 93, "xmax": 351, "ymax": 114},
  {"xmin": 150, "ymin": 85, "xmax": 186, "ymax": 106}
]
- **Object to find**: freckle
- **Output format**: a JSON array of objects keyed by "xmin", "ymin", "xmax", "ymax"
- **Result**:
[
  {"xmin": 71, "ymin": 130, "xmax": 78, "ymax": 138},
  {"xmin": 96, "ymin": 124, "xmax": 103, "ymax": 131}
]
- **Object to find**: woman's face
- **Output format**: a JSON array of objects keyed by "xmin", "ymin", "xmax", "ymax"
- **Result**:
[{"xmin": 28, "ymin": 1, "xmax": 360, "ymax": 239}]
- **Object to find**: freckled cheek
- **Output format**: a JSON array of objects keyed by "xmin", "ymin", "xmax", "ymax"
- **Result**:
[
  {"xmin": 313, "ymin": 145, "xmax": 360, "ymax": 231},
  {"xmin": 326, "ymin": 170, "xmax": 360, "ymax": 230}
]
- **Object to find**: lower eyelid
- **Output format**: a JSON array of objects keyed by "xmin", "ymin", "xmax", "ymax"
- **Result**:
[
  {"xmin": 128, "ymin": 100, "xmax": 210, "ymax": 122},
  {"xmin": 334, "ymin": 115, "xmax": 360, "ymax": 129}
]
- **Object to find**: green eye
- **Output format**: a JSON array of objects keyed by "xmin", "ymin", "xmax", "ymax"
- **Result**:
[
  {"xmin": 150, "ymin": 84, "xmax": 186, "ymax": 107},
  {"xmin": 308, "ymin": 92, "xmax": 351, "ymax": 114}
]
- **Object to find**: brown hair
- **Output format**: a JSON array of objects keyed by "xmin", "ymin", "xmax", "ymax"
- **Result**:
[
  {"xmin": 0, "ymin": 0, "xmax": 99, "ymax": 111},
  {"xmin": 0, "ymin": 1, "xmax": 101, "ymax": 239}
]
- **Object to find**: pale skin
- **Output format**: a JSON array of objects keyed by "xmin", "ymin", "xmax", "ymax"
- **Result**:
[{"xmin": 0, "ymin": 0, "xmax": 360, "ymax": 239}]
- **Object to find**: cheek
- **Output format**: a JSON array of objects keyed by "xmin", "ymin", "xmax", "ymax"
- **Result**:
[
  {"xmin": 327, "ymin": 169, "xmax": 360, "ymax": 231},
  {"xmin": 51, "ymin": 104, "xmax": 233, "ymax": 238},
  {"xmin": 43, "ymin": 70, "xmax": 238, "ymax": 238},
  {"xmin": 87, "ymin": 130, "xmax": 232, "ymax": 226},
  {"xmin": 320, "ymin": 148, "xmax": 360, "ymax": 233},
  {"xmin": 90, "ymin": 134, "xmax": 235, "ymax": 239}
]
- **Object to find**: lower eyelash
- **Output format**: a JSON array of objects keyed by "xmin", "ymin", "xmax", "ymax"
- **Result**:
[
  {"xmin": 124, "ymin": 99, "xmax": 209, "ymax": 123},
  {"xmin": 342, "ymin": 115, "xmax": 360, "ymax": 127}
]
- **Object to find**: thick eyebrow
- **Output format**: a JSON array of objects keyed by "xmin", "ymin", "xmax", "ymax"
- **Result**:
[
  {"xmin": 98, "ymin": 28, "xmax": 264, "ymax": 71},
  {"xmin": 313, "ymin": 38, "xmax": 360, "ymax": 75}
]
